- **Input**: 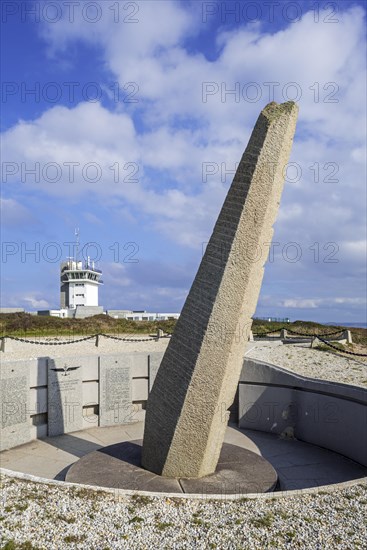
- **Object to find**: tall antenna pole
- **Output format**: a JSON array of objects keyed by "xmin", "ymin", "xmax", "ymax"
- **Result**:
[{"xmin": 75, "ymin": 227, "xmax": 80, "ymax": 262}]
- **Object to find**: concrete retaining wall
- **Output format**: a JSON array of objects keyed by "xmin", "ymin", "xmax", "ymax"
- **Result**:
[
  {"xmin": 0, "ymin": 352, "xmax": 164, "ymax": 451},
  {"xmin": 2, "ymin": 353, "xmax": 366, "ymax": 468},
  {"xmin": 239, "ymin": 359, "xmax": 367, "ymax": 467}
]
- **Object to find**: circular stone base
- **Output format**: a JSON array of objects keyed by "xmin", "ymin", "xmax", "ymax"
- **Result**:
[{"xmin": 65, "ymin": 440, "xmax": 278, "ymax": 495}]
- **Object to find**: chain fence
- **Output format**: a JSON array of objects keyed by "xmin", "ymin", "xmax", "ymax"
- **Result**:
[
  {"xmin": 253, "ymin": 327, "xmax": 343, "ymax": 337},
  {"xmin": 2, "ymin": 334, "xmax": 98, "ymax": 345},
  {"xmin": 286, "ymin": 328, "xmax": 344, "ymax": 337},
  {"xmin": 316, "ymin": 336, "xmax": 367, "ymax": 357},
  {"xmin": 1, "ymin": 328, "xmax": 366, "ymax": 357},
  {"xmin": 252, "ymin": 327, "xmax": 367, "ymax": 357},
  {"xmin": 100, "ymin": 333, "xmax": 171, "ymax": 343},
  {"xmin": 1, "ymin": 332, "xmax": 171, "ymax": 345}
]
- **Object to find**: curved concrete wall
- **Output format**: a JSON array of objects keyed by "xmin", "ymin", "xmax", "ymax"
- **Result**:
[
  {"xmin": 239, "ymin": 359, "xmax": 367, "ymax": 467},
  {"xmin": 2, "ymin": 352, "xmax": 366, "ymax": 468}
]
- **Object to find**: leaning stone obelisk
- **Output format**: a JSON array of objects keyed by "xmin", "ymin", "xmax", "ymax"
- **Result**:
[{"xmin": 142, "ymin": 101, "xmax": 299, "ymax": 478}]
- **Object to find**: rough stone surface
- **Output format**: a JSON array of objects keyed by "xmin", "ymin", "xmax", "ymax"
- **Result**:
[
  {"xmin": 148, "ymin": 352, "xmax": 164, "ymax": 391},
  {"xmin": 142, "ymin": 102, "xmax": 299, "ymax": 478}
]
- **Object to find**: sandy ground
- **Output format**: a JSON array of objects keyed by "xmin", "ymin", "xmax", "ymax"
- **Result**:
[{"xmin": 246, "ymin": 341, "xmax": 367, "ymax": 388}]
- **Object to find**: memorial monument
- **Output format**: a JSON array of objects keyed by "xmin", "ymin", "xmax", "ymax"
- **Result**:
[{"xmin": 142, "ymin": 101, "xmax": 299, "ymax": 478}]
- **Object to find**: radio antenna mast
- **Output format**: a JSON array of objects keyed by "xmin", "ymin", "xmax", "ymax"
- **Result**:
[{"xmin": 74, "ymin": 227, "xmax": 80, "ymax": 262}]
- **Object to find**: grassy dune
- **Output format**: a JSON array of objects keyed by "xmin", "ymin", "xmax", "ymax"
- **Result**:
[
  {"xmin": 0, "ymin": 313, "xmax": 366, "ymax": 349},
  {"xmin": 0, "ymin": 313, "xmax": 176, "ymax": 338}
]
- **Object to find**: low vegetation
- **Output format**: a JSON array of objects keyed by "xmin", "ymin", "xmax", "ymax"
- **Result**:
[
  {"xmin": 0, "ymin": 313, "xmax": 365, "ymax": 350},
  {"xmin": 0, "ymin": 312, "xmax": 176, "ymax": 338}
]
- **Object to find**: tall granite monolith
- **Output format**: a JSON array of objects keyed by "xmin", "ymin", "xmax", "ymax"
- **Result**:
[{"xmin": 142, "ymin": 101, "xmax": 299, "ymax": 478}]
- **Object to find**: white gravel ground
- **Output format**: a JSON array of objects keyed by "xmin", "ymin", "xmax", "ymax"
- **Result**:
[
  {"xmin": 1, "ymin": 475, "xmax": 366, "ymax": 549},
  {"xmin": 1, "ymin": 337, "xmax": 367, "ymax": 549},
  {"xmin": 246, "ymin": 341, "xmax": 367, "ymax": 388}
]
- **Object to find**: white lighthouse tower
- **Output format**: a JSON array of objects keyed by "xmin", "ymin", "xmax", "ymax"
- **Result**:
[{"xmin": 60, "ymin": 229, "xmax": 104, "ymax": 318}]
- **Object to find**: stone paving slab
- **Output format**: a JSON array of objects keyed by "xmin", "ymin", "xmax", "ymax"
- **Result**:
[
  {"xmin": 66, "ymin": 440, "xmax": 183, "ymax": 493},
  {"xmin": 1, "ymin": 423, "xmax": 366, "ymax": 492},
  {"xmin": 65, "ymin": 439, "xmax": 278, "ymax": 495}
]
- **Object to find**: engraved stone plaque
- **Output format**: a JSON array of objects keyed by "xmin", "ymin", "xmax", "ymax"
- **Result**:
[
  {"xmin": 99, "ymin": 355, "xmax": 134, "ymax": 426},
  {"xmin": 0, "ymin": 361, "xmax": 30, "ymax": 451},
  {"xmin": 48, "ymin": 357, "xmax": 83, "ymax": 437}
]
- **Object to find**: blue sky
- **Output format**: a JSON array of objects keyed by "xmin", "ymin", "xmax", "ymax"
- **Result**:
[{"xmin": 1, "ymin": 0, "xmax": 366, "ymax": 323}]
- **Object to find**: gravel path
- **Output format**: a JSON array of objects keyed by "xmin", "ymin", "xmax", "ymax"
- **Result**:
[{"xmin": 1, "ymin": 337, "xmax": 367, "ymax": 549}]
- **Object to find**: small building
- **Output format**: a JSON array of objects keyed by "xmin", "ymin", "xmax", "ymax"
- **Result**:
[
  {"xmin": 0, "ymin": 308, "xmax": 25, "ymax": 314},
  {"xmin": 254, "ymin": 316, "xmax": 290, "ymax": 323},
  {"xmin": 106, "ymin": 310, "xmax": 180, "ymax": 321},
  {"xmin": 37, "ymin": 309, "xmax": 69, "ymax": 318}
]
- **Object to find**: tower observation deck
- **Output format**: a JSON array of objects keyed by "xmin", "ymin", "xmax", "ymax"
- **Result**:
[{"xmin": 60, "ymin": 259, "xmax": 103, "ymax": 309}]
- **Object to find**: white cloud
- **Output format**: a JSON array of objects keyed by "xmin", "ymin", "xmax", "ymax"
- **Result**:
[
  {"xmin": 101, "ymin": 258, "xmax": 192, "ymax": 310},
  {"xmin": 266, "ymin": 296, "xmax": 366, "ymax": 309},
  {"xmin": 83, "ymin": 212, "xmax": 103, "ymax": 225},
  {"xmin": 38, "ymin": 3, "xmax": 367, "ymax": 137},
  {"xmin": 334, "ymin": 297, "xmax": 366, "ymax": 305},
  {"xmin": 1, "ymin": 3, "xmax": 366, "ymax": 318},
  {"xmin": 351, "ymin": 147, "xmax": 366, "ymax": 163},
  {"xmin": 282, "ymin": 299, "xmax": 319, "ymax": 309},
  {"xmin": 1, "ymin": 198, "xmax": 36, "ymax": 227},
  {"xmin": 277, "ymin": 203, "xmax": 303, "ymax": 222},
  {"xmin": 2, "ymin": 101, "xmax": 138, "ymax": 171},
  {"xmin": 19, "ymin": 295, "xmax": 50, "ymax": 309},
  {"xmin": 103, "ymin": 263, "xmax": 132, "ymax": 288},
  {"xmin": 341, "ymin": 240, "xmax": 367, "ymax": 258},
  {"xmin": 3, "ymin": 5, "xmax": 364, "ymax": 219}
]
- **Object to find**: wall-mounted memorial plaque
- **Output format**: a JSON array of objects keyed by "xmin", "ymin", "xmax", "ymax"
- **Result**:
[
  {"xmin": 99, "ymin": 355, "xmax": 134, "ymax": 427},
  {"xmin": 0, "ymin": 361, "xmax": 30, "ymax": 451},
  {"xmin": 48, "ymin": 357, "xmax": 83, "ymax": 437}
]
